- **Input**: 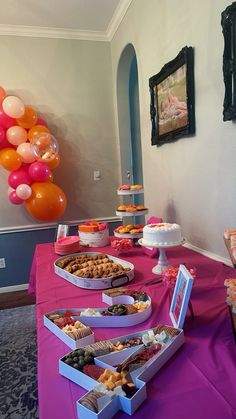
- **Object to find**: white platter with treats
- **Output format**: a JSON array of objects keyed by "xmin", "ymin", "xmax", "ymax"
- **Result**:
[
  {"xmin": 44, "ymin": 289, "xmax": 152, "ymax": 348},
  {"xmin": 54, "ymin": 252, "xmax": 135, "ymax": 290},
  {"xmin": 59, "ymin": 324, "xmax": 184, "ymax": 418}
]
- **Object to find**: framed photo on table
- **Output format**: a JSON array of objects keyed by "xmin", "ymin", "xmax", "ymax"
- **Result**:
[
  {"xmin": 149, "ymin": 46, "xmax": 195, "ymax": 146},
  {"xmin": 169, "ymin": 264, "xmax": 194, "ymax": 328}
]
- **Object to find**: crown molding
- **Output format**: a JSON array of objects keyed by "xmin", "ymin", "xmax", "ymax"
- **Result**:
[
  {"xmin": 0, "ymin": 0, "xmax": 133, "ymax": 42},
  {"xmin": 0, "ymin": 24, "xmax": 108, "ymax": 41},
  {"xmin": 106, "ymin": 0, "xmax": 133, "ymax": 41}
]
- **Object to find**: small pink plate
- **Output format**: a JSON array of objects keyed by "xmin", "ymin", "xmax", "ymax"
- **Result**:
[{"xmin": 56, "ymin": 236, "xmax": 79, "ymax": 246}]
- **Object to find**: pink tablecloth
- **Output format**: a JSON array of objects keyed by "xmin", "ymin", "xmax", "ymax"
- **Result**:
[{"xmin": 30, "ymin": 243, "xmax": 236, "ymax": 419}]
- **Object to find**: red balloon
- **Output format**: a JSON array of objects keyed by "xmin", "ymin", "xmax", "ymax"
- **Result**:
[
  {"xmin": 28, "ymin": 161, "xmax": 51, "ymax": 182},
  {"xmin": 0, "ymin": 126, "xmax": 6, "ymax": 144},
  {"xmin": 9, "ymin": 190, "xmax": 24, "ymax": 205},
  {"xmin": 36, "ymin": 117, "xmax": 48, "ymax": 128},
  {"xmin": 0, "ymin": 137, "xmax": 12, "ymax": 150},
  {"xmin": 8, "ymin": 167, "xmax": 32, "ymax": 189},
  {"xmin": 0, "ymin": 105, "xmax": 15, "ymax": 129}
]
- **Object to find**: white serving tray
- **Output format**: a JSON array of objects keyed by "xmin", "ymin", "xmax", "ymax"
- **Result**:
[
  {"xmin": 113, "ymin": 231, "xmax": 143, "ymax": 239},
  {"xmin": 43, "ymin": 315, "xmax": 95, "ymax": 349},
  {"xmin": 116, "ymin": 210, "xmax": 148, "ymax": 217},
  {"xmin": 59, "ymin": 325, "xmax": 184, "ymax": 418},
  {"xmin": 44, "ymin": 292, "xmax": 152, "ymax": 348},
  {"xmin": 117, "ymin": 188, "xmax": 144, "ymax": 195},
  {"xmin": 54, "ymin": 252, "xmax": 135, "ymax": 290}
]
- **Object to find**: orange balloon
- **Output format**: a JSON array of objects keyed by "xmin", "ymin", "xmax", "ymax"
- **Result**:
[
  {"xmin": 47, "ymin": 153, "xmax": 60, "ymax": 169},
  {"xmin": 16, "ymin": 106, "xmax": 38, "ymax": 129},
  {"xmin": 25, "ymin": 182, "xmax": 67, "ymax": 221},
  {"xmin": 0, "ymin": 86, "xmax": 6, "ymax": 105},
  {"xmin": 0, "ymin": 148, "xmax": 22, "ymax": 171},
  {"xmin": 28, "ymin": 125, "xmax": 49, "ymax": 142}
]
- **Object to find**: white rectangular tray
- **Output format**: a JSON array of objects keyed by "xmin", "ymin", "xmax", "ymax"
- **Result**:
[
  {"xmin": 59, "ymin": 325, "xmax": 184, "ymax": 418},
  {"xmin": 54, "ymin": 252, "xmax": 135, "ymax": 290}
]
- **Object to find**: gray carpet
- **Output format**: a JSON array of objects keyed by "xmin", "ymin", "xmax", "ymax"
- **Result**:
[{"xmin": 0, "ymin": 305, "xmax": 38, "ymax": 419}]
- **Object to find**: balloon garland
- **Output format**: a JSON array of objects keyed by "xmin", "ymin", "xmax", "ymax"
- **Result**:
[{"xmin": 0, "ymin": 86, "xmax": 67, "ymax": 221}]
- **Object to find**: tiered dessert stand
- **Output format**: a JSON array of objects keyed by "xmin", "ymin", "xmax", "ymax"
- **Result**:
[
  {"xmin": 138, "ymin": 239, "xmax": 185, "ymax": 275},
  {"xmin": 115, "ymin": 186, "xmax": 148, "ymax": 240}
]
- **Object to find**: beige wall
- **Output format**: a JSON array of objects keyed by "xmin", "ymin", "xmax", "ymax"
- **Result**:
[
  {"xmin": 0, "ymin": 36, "xmax": 119, "ymax": 228},
  {"xmin": 111, "ymin": 0, "xmax": 235, "ymax": 258}
]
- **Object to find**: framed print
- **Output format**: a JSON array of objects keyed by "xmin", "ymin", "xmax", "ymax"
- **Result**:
[
  {"xmin": 149, "ymin": 46, "xmax": 195, "ymax": 146},
  {"xmin": 222, "ymin": 2, "xmax": 236, "ymax": 121},
  {"xmin": 169, "ymin": 264, "xmax": 194, "ymax": 329}
]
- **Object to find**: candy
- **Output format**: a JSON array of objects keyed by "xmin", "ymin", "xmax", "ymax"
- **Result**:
[{"xmin": 111, "ymin": 238, "xmax": 133, "ymax": 254}]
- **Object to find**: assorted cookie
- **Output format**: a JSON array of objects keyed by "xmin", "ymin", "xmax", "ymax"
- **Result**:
[{"xmin": 55, "ymin": 253, "xmax": 131, "ymax": 279}]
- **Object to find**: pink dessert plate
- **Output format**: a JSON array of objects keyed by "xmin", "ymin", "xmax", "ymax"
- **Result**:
[{"xmin": 56, "ymin": 236, "xmax": 79, "ymax": 246}]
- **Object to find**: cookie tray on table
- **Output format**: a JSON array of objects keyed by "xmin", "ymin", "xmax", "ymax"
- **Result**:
[
  {"xmin": 54, "ymin": 252, "xmax": 135, "ymax": 290},
  {"xmin": 59, "ymin": 324, "xmax": 184, "ymax": 418}
]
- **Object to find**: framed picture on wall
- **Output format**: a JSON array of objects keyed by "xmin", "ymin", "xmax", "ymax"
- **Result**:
[{"xmin": 149, "ymin": 46, "xmax": 195, "ymax": 146}]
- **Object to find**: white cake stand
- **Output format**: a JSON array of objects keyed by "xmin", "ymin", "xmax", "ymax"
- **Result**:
[{"xmin": 138, "ymin": 239, "xmax": 186, "ymax": 275}]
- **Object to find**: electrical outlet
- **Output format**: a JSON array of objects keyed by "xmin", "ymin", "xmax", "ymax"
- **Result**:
[
  {"xmin": 94, "ymin": 170, "xmax": 101, "ymax": 181},
  {"xmin": 0, "ymin": 258, "xmax": 6, "ymax": 268}
]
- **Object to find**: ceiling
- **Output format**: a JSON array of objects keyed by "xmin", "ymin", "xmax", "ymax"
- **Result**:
[{"xmin": 0, "ymin": 0, "xmax": 133, "ymax": 41}]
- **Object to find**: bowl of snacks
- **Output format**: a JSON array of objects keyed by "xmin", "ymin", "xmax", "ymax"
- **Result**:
[
  {"xmin": 111, "ymin": 238, "xmax": 133, "ymax": 255},
  {"xmin": 108, "ymin": 304, "xmax": 127, "ymax": 316},
  {"xmin": 162, "ymin": 265, "xmax": 196, "ymax": 288}
]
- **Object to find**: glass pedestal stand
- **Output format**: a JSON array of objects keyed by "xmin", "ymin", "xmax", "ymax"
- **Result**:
[{"xmin": 138, "ymin": 239, "xmax": 185, "ymax": 275}]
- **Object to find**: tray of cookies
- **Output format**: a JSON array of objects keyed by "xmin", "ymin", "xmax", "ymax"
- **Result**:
[{"xmin": 54, "ymin": 252, "xmax": 135, "ymax": 289}]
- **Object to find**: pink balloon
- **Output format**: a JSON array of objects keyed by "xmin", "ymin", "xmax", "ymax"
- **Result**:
[
  {"xmin": 6, "ymin": 125, "xmax": 27, "ymax": 146},
  {"xmin": 8, "ymin": 167, "xmax": 32, "ymax": 188},
  {"xmin": 0, "ymin": 126, "xmax": 5, "ymax": 144},
  {"xmin": 28, "ymin": 161, "xmax": 51, "ymax": 181},
  {"xmin": 9, "ymin": 190, "xmax": 24, "ymax": 205},
  {"xmin": 17, "ymin": 142, "xmax": 36, "ymax": 163},
  {"xmin": 0, "ymin": 137, "xmax": 12, "ymax": 150},
  {"xmin": 0, "ymin": 105, "xmax": 15, "ymax": 129},
  {"xmin": 16, "ymin": 183, "xmax": 32, "ymax": 200},
  {"xmin": 2, "ymin": 96, "xmax": 25, "ymax": 119},
  {"xmin": 36, "ymin": 117, "xmax": 48, "ymax": 127},
  {"xmin": 8, "ymin": 186, "xmax": 15, "ymax": 196}
]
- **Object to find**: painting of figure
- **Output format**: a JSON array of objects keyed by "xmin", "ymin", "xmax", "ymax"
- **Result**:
[{"xmin": 157, "ymin": 64, "xmax": 188, "ymax": 136}]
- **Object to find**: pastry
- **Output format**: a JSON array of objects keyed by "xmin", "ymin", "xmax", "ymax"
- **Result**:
[{"xmin": 224, "ymin": 278, "xmax": 236, "ymax": 287}]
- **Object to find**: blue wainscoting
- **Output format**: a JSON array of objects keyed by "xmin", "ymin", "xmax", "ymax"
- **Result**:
[{"xmin": 0, "ymin": 219, "xmax": 121, "ymax": 289}]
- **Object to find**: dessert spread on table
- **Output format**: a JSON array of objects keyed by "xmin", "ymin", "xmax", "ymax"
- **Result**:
[{"xmin": 142, "ymin": 222, "xmax": 183, "ymax": 246}]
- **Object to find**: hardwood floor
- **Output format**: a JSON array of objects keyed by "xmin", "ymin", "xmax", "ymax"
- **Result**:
[{"xmin": 0, "ymin": 290, "xmax": 35, "ymax": 310}]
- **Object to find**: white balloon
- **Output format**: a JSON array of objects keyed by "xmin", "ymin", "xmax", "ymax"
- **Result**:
[
  {"xmin": 2, "ymin": 95, "xmax": 25, "ymax": 118},
  {"xmin": 16, "ymin": 184, "xmax": 32, "ymax": 200}
]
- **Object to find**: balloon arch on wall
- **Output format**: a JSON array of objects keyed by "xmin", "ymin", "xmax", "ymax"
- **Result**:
[{"xmin": 0, "ymin": 86, "xmax": 67, "ymax": 222}]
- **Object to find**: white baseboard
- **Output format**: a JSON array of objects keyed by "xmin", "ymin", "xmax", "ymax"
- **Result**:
[
  {"xmin": 0, "ymin": 283, "xmax": 28, "ymax": 293},
  {"xmin": 183, "ymin": 242, "xmax": 232, "ymax": 267}
]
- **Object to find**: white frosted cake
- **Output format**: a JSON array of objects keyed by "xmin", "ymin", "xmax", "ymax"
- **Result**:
[{"xmin": 142, "ymin": 223, "xmax": 183, "ymax": 246}]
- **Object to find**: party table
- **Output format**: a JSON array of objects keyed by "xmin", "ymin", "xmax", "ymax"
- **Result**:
[{"xmin": 29, "ymin": 242, "xmax": 236, "ymax": 419}]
